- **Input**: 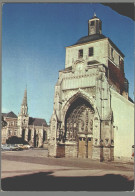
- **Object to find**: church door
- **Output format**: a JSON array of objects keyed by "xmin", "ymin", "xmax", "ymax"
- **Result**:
[{"xmin": 65, "ymin": 97, "xmax": 94, "ymax": 158}]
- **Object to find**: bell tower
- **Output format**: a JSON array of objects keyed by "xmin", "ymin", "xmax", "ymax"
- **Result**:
[
  {"xmin": 18, "ymin": 88, "xmax": 29, "ymax": 140},
  {"xmin": 88, "ymin": 13, "xmax": 102, "ymax": 35}
]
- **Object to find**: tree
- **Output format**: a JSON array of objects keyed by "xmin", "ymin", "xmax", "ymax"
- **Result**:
[{"xmin": 6, "ymin": 136, "xmax": 29, "ymax": 144}]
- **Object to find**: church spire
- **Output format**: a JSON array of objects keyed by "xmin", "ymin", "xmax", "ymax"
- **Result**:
[
  {"xmin": 22, "ymin": 88, "xmax": 27, "ymax": 106},
  {"xmin": 20, "ymin": 88, "xmax": 28, "ymax": 116}
]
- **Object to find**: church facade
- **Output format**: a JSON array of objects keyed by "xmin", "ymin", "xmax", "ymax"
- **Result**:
[
  {"xmin": 2, "ymin": 89, "xmax": 49, "ymax": 148},
  {"xmin": 48, "ymin": 14, "xmax": 134, "ymax": 161}
]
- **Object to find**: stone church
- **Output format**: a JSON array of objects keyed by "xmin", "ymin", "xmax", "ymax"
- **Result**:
[
  {"xmin": 48, "ymin": 13, "xmax": 134, "ymax": 161},
  {"xmin": 2, "ymin": 89, "xmax": 49, "ymax": 148}
]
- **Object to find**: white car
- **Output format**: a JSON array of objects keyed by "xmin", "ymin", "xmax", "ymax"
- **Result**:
[{"xmin": 1, "ymin": 144, "xmax": 13, "ymax": 151}]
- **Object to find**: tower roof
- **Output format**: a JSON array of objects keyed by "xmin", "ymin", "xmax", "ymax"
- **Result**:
[
  {"xmin": 75, "ymin": 34, "xmax": 106, "ymax": 45},
  {"xmin": 70, "ymin": 35, "xmax": 124, "ymax": 57}
]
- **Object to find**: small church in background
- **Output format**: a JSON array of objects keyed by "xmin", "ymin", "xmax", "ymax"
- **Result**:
[
  {"xmin": 48, "ymin": 13, "xmax": 134, "ymax": 162},
  {"xmin": 1, "ymin": 88, "xmax": 49, "ymax": 148}
]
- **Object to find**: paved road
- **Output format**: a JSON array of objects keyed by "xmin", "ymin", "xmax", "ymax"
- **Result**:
[{"xmin": 1, "ymin": 149, "xmax": 134, "ymax": 191}]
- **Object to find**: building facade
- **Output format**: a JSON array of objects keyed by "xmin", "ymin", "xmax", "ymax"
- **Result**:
[
  {"xmin": 48, "ymin": 13, "xmax": 134, "ymax": 161},
  {"xmin": 1, "ymin": 89, "xmax": 49, "ymax": 148},
  {"xmin": 1, "ymin": 112, "xmax": 18, "ymax": 144}
]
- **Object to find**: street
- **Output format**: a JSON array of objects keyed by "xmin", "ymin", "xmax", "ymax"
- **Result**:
[{"xmin": 1, "ymin": 149, "xmax": 134, "ymax": 191}]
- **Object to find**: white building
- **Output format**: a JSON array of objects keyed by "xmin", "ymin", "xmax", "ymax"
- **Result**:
[{"xmin": 48, "ymin": 13, "xmax": 134, "ymax": 162}]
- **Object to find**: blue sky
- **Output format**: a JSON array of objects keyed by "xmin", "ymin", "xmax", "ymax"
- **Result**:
[{"xmin": 2, "ymin": 3, "xmax": 134, "ymax": 123}]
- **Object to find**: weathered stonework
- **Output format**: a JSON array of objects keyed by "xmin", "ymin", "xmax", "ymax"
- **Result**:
[{"xmin": 48, "ymin": 13, "xmax": 134, "ymax": 162}]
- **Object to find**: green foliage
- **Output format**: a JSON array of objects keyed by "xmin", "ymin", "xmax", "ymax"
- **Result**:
[{"xmin": 6, "ymin": 136, "xmax": 29, "ymax": 144}]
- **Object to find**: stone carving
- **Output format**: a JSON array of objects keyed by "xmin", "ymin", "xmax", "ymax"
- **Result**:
[
  {"xmin": 81, "ymin": 120, "xmax": 84, "ymax": 131},
  {"xmin": 90, "ymin": 119, "xmax": 93, "ymax": 133},
  {"xmin": 84, "ymin": 87, "xmax": 96, "ymax": 94},
  {"xmin": 105, "ymin": 138, "xmax": 109, "ymax": 146},
  {"xmin": 95, "ymin": 138, "xmax": 98, "ymax": 145},
  {"xmin": 111, "ymin": 139, "xmax": 114, "ymax": 146}
]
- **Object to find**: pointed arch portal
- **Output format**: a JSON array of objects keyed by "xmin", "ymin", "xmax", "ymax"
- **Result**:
[
  {"xmin": 65, "ymin": 97, "xmax": 94, "ymax": 140},
  {"xmin": 64, "ymin": 97, "xmax": 94, "ymax": 158}
]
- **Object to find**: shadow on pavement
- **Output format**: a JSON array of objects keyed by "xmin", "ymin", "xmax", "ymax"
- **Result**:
[{"xmin": 1, "ymin": 172, "xmax": 134, "ymax": 191}]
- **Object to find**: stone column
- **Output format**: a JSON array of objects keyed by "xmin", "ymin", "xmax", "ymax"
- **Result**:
[{"xmin": 48, "ymin": 113, "xmax": 57, "ymax": 157}]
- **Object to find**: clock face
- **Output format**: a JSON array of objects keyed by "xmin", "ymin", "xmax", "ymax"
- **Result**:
[
  {"xmin": 74, "ymin": 59, "xmax": 84, "ymax": 72},
  {"xmin": 77, "ymin": 63, "xmax": 83, "ymax": 71}
]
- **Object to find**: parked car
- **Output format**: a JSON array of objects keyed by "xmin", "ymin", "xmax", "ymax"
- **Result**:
[
  {"xmin": 1, "ymin": 144, "xmax": 13, "ymax": 151},
  {"xmin": 21, "ymin": 144, "xmax": 31, "ymax": 150},
  {"xmin": 10, "ymin": 144, "xmax": 22, "ymax": 151},
  {"xmin": 1, "ymin": 144, "xmax": 22, "ymax": 151},
  {"xmin": 1, "ymin": 143, "xmax": 32, "ymax": 151}
]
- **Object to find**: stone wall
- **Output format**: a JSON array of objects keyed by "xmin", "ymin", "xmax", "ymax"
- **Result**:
[
  {"xmin": 65, "ymin": 142, "xmax": 78, "ymax": 158},
  {"xmin": 56, "ymin": 144, "xmax": 65, "ymax": 158},
  {"xmin": 92, "ymin": 146, "xmax": 101, "ymax": 160},
  {"xmin": 111, "ymin": 89, "xmax": 134, "ymax": 161},
  {"xmin": 65, "ymin": 38, "xmax": 108, "ymax": 69},
  {"xmin": 102, "ymin": 147, "xmax": 114, "ymax": 161}
]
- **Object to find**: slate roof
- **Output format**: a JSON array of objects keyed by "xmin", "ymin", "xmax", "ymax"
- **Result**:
[
  {"xmin": 29, "ymin": 117, "xmax": 47, "ymax": 126},
  {"xmin": 2, "ymin": 111, "xmax": 17, "ymax": 118},
  {"xmin": 70, "ymin": 34, "xmax": 124, "ymax": 58},
  {"xmin": 75, "ymin": 34, "xmax": 106, "ymax": 45}
]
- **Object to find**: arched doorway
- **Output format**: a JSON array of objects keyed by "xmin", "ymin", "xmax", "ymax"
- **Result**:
[{"xmin": 64, "ymin": 97, "xmax": 94, "ymax": 158}]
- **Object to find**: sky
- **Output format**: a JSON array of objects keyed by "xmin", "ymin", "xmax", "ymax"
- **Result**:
[{"xmin": 2, "ymin": 3, "xmax": 134, "ymax": 124}]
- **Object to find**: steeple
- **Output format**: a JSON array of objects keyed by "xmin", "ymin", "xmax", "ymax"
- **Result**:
[
  {"xmin": 20, "ymin": 88, "xmax": 28, "ymax": 116},
  {"xmin": 88, "ymin": 13, "xmax": 102, "ymax": 36},
  {"xmin": 22, "ymin": 88, "xmax": 27, "ymax": 106}
]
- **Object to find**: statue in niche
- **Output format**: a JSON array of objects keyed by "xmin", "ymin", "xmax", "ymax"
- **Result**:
[
  {"xmin": 90, "ymin": 119, "xmax": 93, "ymax": 132},
  {"xmin": 85, "ymin": 125, "xmax": 88, "ymax": 133},
  {"xmin": 105, "ymin": 138, "xmax": 109, "ymax": 146},
  {"xmin": 81, "ymin": 120, "xmax": 84, "ymax": 131}
]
